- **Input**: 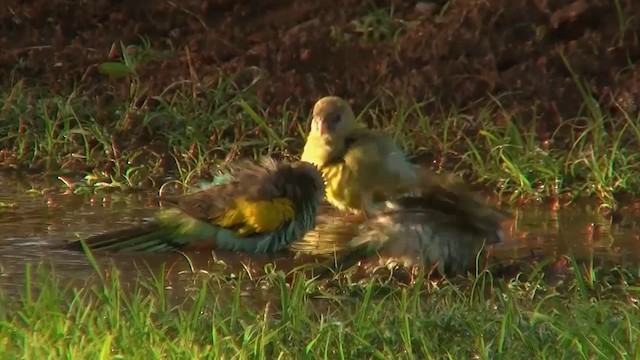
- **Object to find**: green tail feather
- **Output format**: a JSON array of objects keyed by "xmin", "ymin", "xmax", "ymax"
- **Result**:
[{"xmin": 67, "ymin": 208, "xmax": 220, "ymax": 253}]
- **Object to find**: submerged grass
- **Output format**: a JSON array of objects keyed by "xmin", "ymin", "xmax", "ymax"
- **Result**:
[
  {"xmin": 1, "ymin": 255, "xmax": 639, "ymax": 358},
  {"xmin": 2, "ymin": 74, "xmax": 640, "ymax": 207}
]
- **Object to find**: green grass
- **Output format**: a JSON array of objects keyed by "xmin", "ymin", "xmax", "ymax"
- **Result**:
[
  {"xmin": 457, "ymin": 101, "xmax": 640, "ymax": 207},
  {"xmin": 1, "ymin": 255, "xmax": 639, "ymax": 358},
  {"xmin": 2, "ymin": 72, "xmax": 640, "ymax": 208},
  {"xmin": 0, "ymin": 77, "xmax": 303, "ymax": 193}
]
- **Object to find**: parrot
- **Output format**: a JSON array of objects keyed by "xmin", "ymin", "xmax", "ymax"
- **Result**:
[
  {"xmin": 66, "ymin": 157, "xmax": 325, "ymax": 254},
  {"xmin": 300, "ymin": 96, "xmax": 428, "ymax": 217},
  {"xmin": 290, "ymin": 173, "xmax": 512, "ymax": 278}
]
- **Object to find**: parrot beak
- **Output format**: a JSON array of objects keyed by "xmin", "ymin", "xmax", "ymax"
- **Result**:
[{"xmin": 312, "ymin": 117, "xmax": 331, "ymax": 136}]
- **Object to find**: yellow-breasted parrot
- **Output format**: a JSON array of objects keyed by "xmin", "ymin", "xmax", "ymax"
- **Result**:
[
  {"xmin": 300, "ymin": 96, "xmax": 426, "ymax": 217},
  {"xmin": 67, "ymin": 157, "xmax": 325, "ymax": 254}
]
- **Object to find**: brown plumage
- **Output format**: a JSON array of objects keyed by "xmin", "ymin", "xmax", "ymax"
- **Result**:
[{"xmin": 290, "ymin": 173, "xmax": 511, "ymax": 278}]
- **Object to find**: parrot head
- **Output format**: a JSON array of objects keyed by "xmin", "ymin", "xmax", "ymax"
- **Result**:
[
  {"xmin": 245, "ymin": 157, "xmax": 326, "ymax": 208},
  {"xmin": 309, "ymin": 96, "xmax": 357, "ymax": 140},
  {"xmin": 286, "ymin": 159, "xmax": 327, "ymax": 205}
]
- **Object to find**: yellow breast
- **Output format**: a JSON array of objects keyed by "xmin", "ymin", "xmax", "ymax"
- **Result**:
[{"xmin": 321, "ymin": 163, "xmax": 362, "ymax": 213}]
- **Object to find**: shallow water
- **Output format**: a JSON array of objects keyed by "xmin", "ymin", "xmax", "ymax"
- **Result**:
[{"xmin": 0, "ymin": 174, "xmax": 639, "ymax": 298}]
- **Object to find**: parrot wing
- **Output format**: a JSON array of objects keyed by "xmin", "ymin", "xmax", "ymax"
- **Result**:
[
  {"xmin": 163, "ymin": 158, "xmax": 297, "ymax": 236},
  {"xmin": 295, "ymin": 174, "xmax": 511, "ymax": 277}
]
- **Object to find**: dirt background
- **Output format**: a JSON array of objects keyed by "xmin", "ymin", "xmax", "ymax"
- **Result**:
[{"xmin": 2, "ymin": 0, "xmax": 639, "ymax": 131}]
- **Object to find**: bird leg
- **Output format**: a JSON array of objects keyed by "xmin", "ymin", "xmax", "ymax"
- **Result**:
[{"xmin": 359, "ymin": 192, "xmax": 376, "ymax": 221}]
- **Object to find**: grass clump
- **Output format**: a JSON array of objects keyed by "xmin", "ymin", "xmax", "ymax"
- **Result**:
[
  {"xmin": 458, "ymin": 104, "xmax": 640, "ymax": 208},
  {"xmin": 0, "ymin": 78, "xmax": 301, "ymax": 193},
  {"xmin": 1, "ymin": 256, "xmax": 639, "ymax": 358}
]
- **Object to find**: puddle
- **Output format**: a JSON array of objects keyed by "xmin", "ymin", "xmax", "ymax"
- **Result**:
[{"xmin": 0, "ymin": 174, "xmax": 639, "ymax": 298}]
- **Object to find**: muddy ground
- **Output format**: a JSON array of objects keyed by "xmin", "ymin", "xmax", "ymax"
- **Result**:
[{"xmin": 2, "ymin": 0, "xmax": 639, "ymax": 131}]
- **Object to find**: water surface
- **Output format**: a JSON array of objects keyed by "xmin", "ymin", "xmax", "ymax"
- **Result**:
[{"xmin": 1, "ymin": 174, "xmax": 638, "ymax": 297}]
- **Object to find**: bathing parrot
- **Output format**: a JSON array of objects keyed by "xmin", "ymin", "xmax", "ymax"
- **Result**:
[
  {"xmin": 300, "ymin": 96, "xmax": 425, "ymax": 217},
  {"xmin": 291, "ymin": 173, "xmax": 511, "ymax": 277},
  {"xmin": 66, "ymin": 157, "xmax": 325, "ymax": 254}
]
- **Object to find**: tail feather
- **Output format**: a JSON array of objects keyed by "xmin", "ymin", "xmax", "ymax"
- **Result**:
[
  {"xmin": 67, "ymin": 222, "xmax": 187, "ymax": 253},
  {"xmin": 66, "ymin": 208, "xmax": 219, "ymax": 253}
]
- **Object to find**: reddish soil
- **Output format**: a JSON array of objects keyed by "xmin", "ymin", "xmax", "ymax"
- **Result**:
[{"xmin": 2, "ymin": 0, "xmax": 640, "ymax": 130}]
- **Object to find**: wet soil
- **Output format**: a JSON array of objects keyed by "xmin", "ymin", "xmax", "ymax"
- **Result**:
[{"xmin": 2, "ymin": 0, "xmax": 640, "ymax": 131}]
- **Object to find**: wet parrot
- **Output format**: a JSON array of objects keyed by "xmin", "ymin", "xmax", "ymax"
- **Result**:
[
  {"xmin": 66, "ymin": 157, "xmax": 325, "ymax": 254},
  {"xmin": 291, "ymin": 173, "xmax": 511, "ymax": 277},
  {"xmin": 300, "ymin": 96, "xmax": 429, "ymax": 217}
]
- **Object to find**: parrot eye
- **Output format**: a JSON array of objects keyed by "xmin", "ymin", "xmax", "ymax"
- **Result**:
[{"xmin": 327, "ymin": 113, "xmax": 341, "ymax": 124}]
